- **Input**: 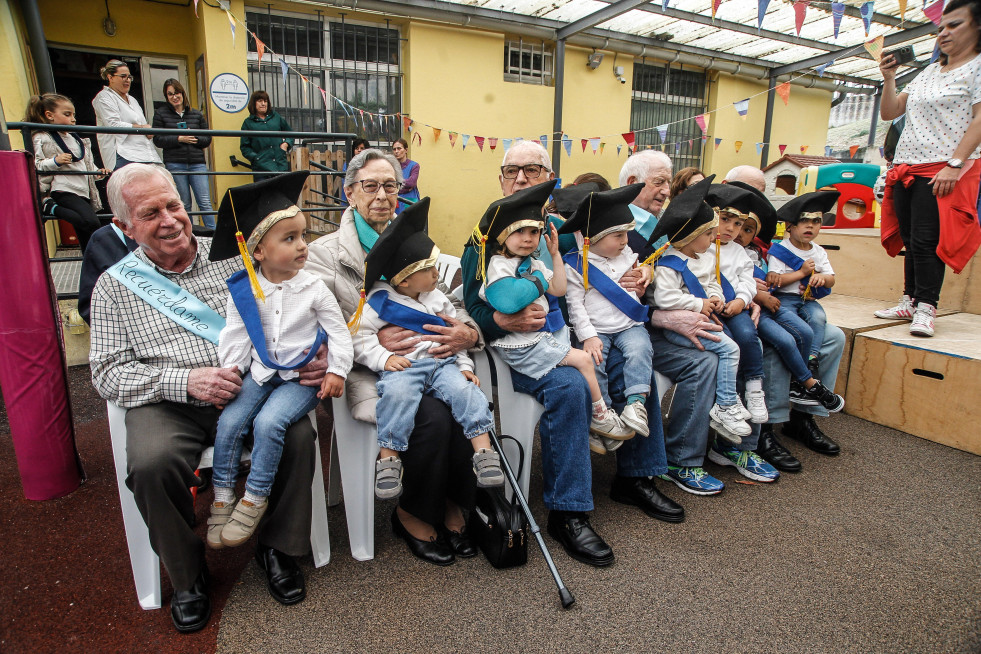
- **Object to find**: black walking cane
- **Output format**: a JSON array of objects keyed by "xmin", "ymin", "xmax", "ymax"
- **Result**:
[{"xmin": 483, "ymin": 352, "xmax": 576, "ymax": 609}]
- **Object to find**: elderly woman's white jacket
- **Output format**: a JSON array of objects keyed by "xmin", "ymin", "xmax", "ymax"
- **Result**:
[{"xmin": 305, "ymin": 206, "xmax": 483, "ymax": 423}]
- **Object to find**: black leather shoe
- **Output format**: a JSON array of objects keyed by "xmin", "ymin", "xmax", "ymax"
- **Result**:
[
  {"xmin": 609, "ymin": 476, "xmax": 685, "ymax": 523},
  {"xmin": 755, "ymin": 424, "xmax": 802, "ymax": 473},
  {"xmin": 438, "ymin": 524, "xmax": 478, "ymax": 558},
  {"xmin": 171, "ymin": 567, "xmax": 211, "ymax": 634},
  {"xmin": 391, "ymin": 510, "xmax": 455, "ymax": 566},
  {"xmin": 783, "ymin": 410, "xmax": 840, "ymax": 456},
  {"xmin": 255, "ymin": 544, "xmax": 306, "ymax": 605},
  {"xmin": 546, "ymin": 511, "xmax": 614, "ymax": 567}
]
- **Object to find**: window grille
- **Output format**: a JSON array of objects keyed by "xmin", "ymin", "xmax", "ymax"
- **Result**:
[
  {"xmin": 504, "ymin": 39, "xmax": 553, "ymax": 85},
  {"xmin": 630, "ymin": 61, "xmax": 707, "ymax": 169}
]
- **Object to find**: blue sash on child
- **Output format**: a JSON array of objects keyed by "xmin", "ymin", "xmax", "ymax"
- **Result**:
[
  {"xmin": 752, "ymin": 266, "xmax": 766, "ymax": 280},
  {"xmin": 485, "ymin": 257, "xmax": 565, "ymax": 332},
  {"xmin": 657, "ymin": 255, "xmax": 707, "ymax": 299},
  {"xmin": 226, "ymin": 270, "xmax": 326, "ymax": 370},
  {"xmin": 366, "ymin": 290, "xmax": 447, "ymax": 335},
  {"xmin": 719, "ymin": 275, "xmax": 737, "ymax": 304},
  {"xmin": 562, "ymin": 252, "xmax": 651, "ymax": 323},
  {"xmin": 767, "ymin": 242, "xmax": 831, "ymax": 299}
]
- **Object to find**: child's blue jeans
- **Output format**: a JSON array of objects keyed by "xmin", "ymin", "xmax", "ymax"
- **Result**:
[
  {"xmin": 774, "ymin": 292, "xmax": 826, "ymax": 359},
  {"xmin": 757, "ymin": 307, "xmax": 814, "ymax": 383},
  {"xmin": 213, "ymin": 372, "xmax": 320, "ymax": 497},
  {"xmin": 593, "ymin": 325, "xmax": 653, "ymax": 406},
  {"xmin": 720, "ymin": 310, "xmax": 764, "ymax": 381},
  {"xmin": 376, "ymin": 356, "xmax": 495, "ymax": 452},
  {"xmin": 662, "ymin": 329, "xmax": 741, "ymax": 407}
]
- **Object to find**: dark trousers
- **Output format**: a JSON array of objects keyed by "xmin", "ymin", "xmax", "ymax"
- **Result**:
[
  {"xmin": 398, "ymin": 394, "xmax": 477, "ymax": 527},
  {"xmin": 892, "ymin": 176, "xmax": 945, "ymax": 307},
  {"xmin": 124, "ymin": 401, "xmax": 315, "ymax": 591},
  {"xmin": 50, "ymin": 191, "xmax": 100, "ymax": 252}
]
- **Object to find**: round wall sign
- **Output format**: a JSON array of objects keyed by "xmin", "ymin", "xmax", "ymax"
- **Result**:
[{"xmin": 210, "ymin": 73, "xmax": 249, "ymax": 114}]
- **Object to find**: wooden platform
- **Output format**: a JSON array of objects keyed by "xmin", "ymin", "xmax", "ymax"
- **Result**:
[{"xmin": 846, "ymin": 312, "xmax": 981, "ymax": 455}]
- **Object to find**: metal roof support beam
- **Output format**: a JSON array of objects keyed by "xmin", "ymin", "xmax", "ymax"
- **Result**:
[
  {"xmin": 761, "ymin": 73, "xmax": 777, "ymax": 169},
  {"xmin": 867, "ymin": 86, "xmax": 882, "ymax": 154},
  {"xmin": 771, "ymin": 22, "xmax": 938, "ymax": 76},
  {"xmin": 552, "ymin": 38, "xmax": 566, "ymax": 177},
  {"xmin": 557, "ymin": 0, "xmax": 654, "ymax": 41}
]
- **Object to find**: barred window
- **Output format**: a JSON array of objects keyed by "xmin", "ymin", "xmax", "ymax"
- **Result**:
[
  {"xmin": 630, "ymin": 62, "xmax": 707, "ymax": 169},
  {"xmin": 504, "ymin": 39, "xmax": 553, "ymax": 85},
  {"xmin": 329, "ymin": 22, "xmax": 399, "ymax": 65}
]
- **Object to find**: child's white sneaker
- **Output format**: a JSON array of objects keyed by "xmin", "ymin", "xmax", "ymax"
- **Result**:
[
  {"xmin": 619, "ymin": 401, "xmax": 650, "ymax": 437},
  {"xmin": 590, "ymin": 409, "xmax": 635, "ymax": 440},
  {"xmin": 207, "ymin": 498, "xmax": 235, "ymax": 550},
  {"xmin": 875, "ymin": 294, "xmax": 914, "ymax": 320},
  {"xmin": 589, "ymin": 434, "xmax": 624, "ymax": 454},
  {"xmin": 734, "ymin": 397, "xmax": 752, "ymax": 421},
  {"xmin": 744, "ymin": 389, "xmax": 769, "ymax": 423},
  {"xmin": 709, "ymin": 403, "xmax": 752, "ymax": 444}
]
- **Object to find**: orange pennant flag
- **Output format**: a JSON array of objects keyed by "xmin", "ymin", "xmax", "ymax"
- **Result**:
[
  {"xmin": 734, "ymin": 140, "xmax": 743, "ymax": 153},
  {"xmin": 256, "ymin": 38, "xmax": 266, "ymax": 64},
  {"xmin": 849, "ymin": 144, "xmax": 860, "ymax": 158},
  {"xmin": 432, "ymin": 127, "xmax": 441, "ymax": 143},
  {"xmin": 864, "ymin": 35, "xmax": 885, "ymax": 62},
  {"xmin": 448, "ymin": 132, "xmax": 458, "ymax": 147},
  {"xmin": 402, "ymin": 115, "xmax": 412, "ymax": 133},
  {"xmin": 800, "ymin": 145, "xmax": 809, "ymax": 154},
  {"xmin": 776, "ymin": 82, "xmax": 790, "ymax": 106}
]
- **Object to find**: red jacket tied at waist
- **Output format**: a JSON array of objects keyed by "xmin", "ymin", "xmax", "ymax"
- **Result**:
[{"xmin": 880, "ymin": 160, "xmax": 981, "ymax": 274}]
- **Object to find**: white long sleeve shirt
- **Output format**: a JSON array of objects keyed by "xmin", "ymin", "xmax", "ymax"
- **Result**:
[
  {"xmin": 565, "ymin": 245, "xmax": 645, "ymax": 341},
  {"xmin": 480, "ymin": 255, "xmax": 553, "ymax": 349},
  {"xmin": 353, "ymin": 282, "xmax": 474, "ymax": 373},
  {"xmin": 709, "ymin": 239, "xmax": 756, "ymax": 307},
  {"xmin": 218, "ymin": 268, "xmax": 353, "ymax": 384},
  {"xmin": 91, "ymin": 86, "xmax": 161, "ymax": 167},
  {"xmin": 32, "ymin": 131, "xmax": 102, "ymax": 205},
  {"xmin": 767, "ymin": 240, "xmax": 834, "ymax": 295},
  {"xmin": 652, "ymin": 247, "xmax": 722, "ymax": 312}
]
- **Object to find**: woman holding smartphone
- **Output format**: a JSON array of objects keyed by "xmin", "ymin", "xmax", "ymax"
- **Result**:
[
  {"xmin": 152, "ymin": 78, "xmax": 214, "ymax": 228},
  {"xmin": 877, "ymin": 0, "xmax": 981, "ymax": 337}
]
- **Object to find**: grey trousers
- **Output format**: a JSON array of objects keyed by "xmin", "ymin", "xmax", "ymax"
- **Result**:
[{"xmin": 124, "ymin": 401, "xmax": 315, "ymax": 591}]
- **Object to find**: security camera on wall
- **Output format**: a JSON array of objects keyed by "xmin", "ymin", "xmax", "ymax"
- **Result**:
[{"xmin": 614, "ymin": 65, "xmax": 626, "ymax": 84}]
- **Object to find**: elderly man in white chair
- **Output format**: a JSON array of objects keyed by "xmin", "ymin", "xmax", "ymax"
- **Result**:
[{"xmin": 89, "ymin": 164, "xmax": 325, "ymax": 633}]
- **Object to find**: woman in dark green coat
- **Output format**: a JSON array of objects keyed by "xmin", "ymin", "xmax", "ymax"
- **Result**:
[{"xmin": 240, "ymin": 90, "xmax": 294, "ymax": 172}]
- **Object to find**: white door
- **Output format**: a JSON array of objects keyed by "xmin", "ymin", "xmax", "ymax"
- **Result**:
[{"xmin": 139, "ymin": 56, "xmax": 189, "ymax": 122}]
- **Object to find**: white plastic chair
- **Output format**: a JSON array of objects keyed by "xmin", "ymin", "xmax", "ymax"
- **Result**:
[
  {"xmin": 107, "ymin": 402, "xmax": 331, "ymax": 610},
  {"xmin": 328, "ymin": 394, "xmax": 379, "ymax": 561},
  {"xmin": 436, "ymin": 253, "xmax": 462, "ymax": 289}
]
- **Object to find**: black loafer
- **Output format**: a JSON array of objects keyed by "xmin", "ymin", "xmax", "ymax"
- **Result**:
[
  {"xmin": 391, "ymin": 510, "xmax": 455, "ymax": 566},
  {"xmin": 547, "ymin": 511, "xmax": 614, "ymax": 567},
  {"xmin": 755, "ymin": 425, "xmax": 802, "ymax": 473},
  {"xmin": 255, "ymin": 544, "xmax": 306, "ymax": 605},
  {"xmin": 438, "ymin": 524, "xmax": 478, "ymax": 558},
  {"xmin": 171, "ymin": 567, "xmax": 211, "ymax": 634},
  {"xmin": 784, "ymin": 410, "xmax": 840, "ymax": 456},
  {"xmin": 610, "ymin": 476, "xmax": 685, "ymax": 523}
]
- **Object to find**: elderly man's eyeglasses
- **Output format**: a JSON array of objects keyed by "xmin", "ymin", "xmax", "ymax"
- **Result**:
[
  {"xmin": 113, "ymin": 74, "xmax": 135, "ymax": 81},
  {"xmin": 501, "ymin": 164, "xmax": 549, "ymax": 179},
  {"xmin": 353, "ymin": 179, "xmax": 403, "ymax": 194}
]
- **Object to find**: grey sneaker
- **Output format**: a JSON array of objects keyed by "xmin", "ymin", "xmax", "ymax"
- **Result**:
[
  {"xmin": 875, "ymin": 295, "xmax": 914, "ymax": 320},
  {"xmin": 472, "ymin": 448, "xmax": 505, "ymax": 488},
  {"xmin": 589, "ymin": 434, "xmax": 607, "ymax": 455},
  {"xmin": 909, "ymin": 302, "xmax": 936, "ymax": 337},
  {"xmin": 590, "ymin": 409, "xmax": 635, "ymax": 440},
  {"xmin": 207, "ymin": 498, "xmax": 236, "ymax": 550},
  {"xmin": 375, "ymin": 456, "xmax": 404, "ymax": 500},
  {"xmin": 620, "ymin": 402, "xmax": 650, "ymax": 436},
  {"xmin": 220, "ymin": 498, "xmax": 269, "ymax": 547}
]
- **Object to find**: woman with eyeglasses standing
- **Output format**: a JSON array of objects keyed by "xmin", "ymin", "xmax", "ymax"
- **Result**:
[
  {"xmin": 305, "ymin": 149, "xmax": 484, "ymax": 565},
  {"xmin": 152, "ymin": 79, "xmax": 214, "ymax": 229},
  {"xmin": 92, "ymin": 59, "xmax": 162, "ymax": 170},
  {"xmin": 391, "ymin": 138, "xmax": 420, "ymax": 213}
]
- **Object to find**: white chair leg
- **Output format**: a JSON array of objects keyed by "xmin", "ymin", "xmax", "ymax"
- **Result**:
[
  {"xmin": 331, "ymin": 397, "xmax": 378, "ymax": 561},
  {"xmin": 326, "ymin": 429, "xmax": 342, "ymax": 507},
  {"xmin": 308, "ymin": 411, "xmax": 331, "ymax": 567}
]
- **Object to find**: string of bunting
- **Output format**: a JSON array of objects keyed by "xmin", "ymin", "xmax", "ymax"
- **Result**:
[{"xmin": 209, "ymin": 1, "xmax": 912, "ymax": 158}]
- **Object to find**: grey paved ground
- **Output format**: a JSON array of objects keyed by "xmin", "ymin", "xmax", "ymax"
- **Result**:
[{"xmin": 217, "ymin": 413, "xmax": 981, "ymax": 653}]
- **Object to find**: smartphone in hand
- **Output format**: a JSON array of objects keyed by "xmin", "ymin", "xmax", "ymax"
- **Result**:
[
  {"xmin": 176, "ymin": 121, "xmax": 187, "ymax": 129},
  {"xmin": 885, "ymin": 45, "xmax": 916, "ymax": 66}
]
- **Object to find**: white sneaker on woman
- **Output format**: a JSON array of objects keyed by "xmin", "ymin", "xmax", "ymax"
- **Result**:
[
  {"xmin": 875, "ymin": 295, "xmax": 914, "ymax": 320},
  {"xmin": 909, "ymin": 302, "xmax": 936, "ymax": 337}
]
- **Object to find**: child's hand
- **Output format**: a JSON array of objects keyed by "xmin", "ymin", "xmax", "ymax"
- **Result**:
[
  {"xmin": 801, "ymin": 259, "xmax": 816, "ymax": 275},
  {"xmin": 54, "ymin": 153, "xmax": 73, "ymax": 165},
  {"xmin": 544, "ymin": 222, "xmax": 560, "ymax": 256},
  {"xmin": 97, "ymin": 168, "xmax": 111, "ymax": 179},
  {"xmin": 765, "ymin": 271, "xmax": 783, "ymax": 288},
  {"xmin": 462, "ymin": 370, "xmax": 480, "ymax": 387},
  {"xmin": 384, "ymin": 355, "xmax": 412, "ymax": 371},
  {"xmin": 582, "ymin": 336, "xmax": 604, "ymax": 365},
  {"xmin": 317, "ymin": 372, "xmax": 345, "ymax": 399},
  {"xmin": 721, "ymin": 298, "xmax": 746, "ymax": 317},
  {"xmin": 700, "ymin": 298, "xmax": 714, "ymax": 316},
  {"xmin": 809, "ymin": 273, "xmax": 827, "ymax": 288},
  {"xmin": 635, "ymin": 262, "xmax": 652, "ymax": 296},
  {"xmin": 762, "ymin": 294, "xmax": 781, "ymax": 312},
  {"xmin": 708, "ymin": 296, "xmax": 724, "ymax": 312}
]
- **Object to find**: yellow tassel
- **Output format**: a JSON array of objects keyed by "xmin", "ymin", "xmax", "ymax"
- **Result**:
[
  {"xmin": 347, "ymin": 289, "xmax": 366, "ymax": 334},
  {"xmin": 802, "ymin": 282, "xmax": 813, "ymax": 301},
  {"xmin": 237, "ymin": 232, "xmax": 266, "ymax": 302},
  {"xmin": 476, "ymin": 235, "xmax": 489, "ymax": 281},
  {"xmin": 715, "ymin": 236, "xmax": 722, "ymax": 285},
  {"xmin": 582, "ymin": 237, "xmax": 591, "ymax": 290},
  {"xmin": 641, "ymin": 242, "xmax": 670, "ymax": 268}
]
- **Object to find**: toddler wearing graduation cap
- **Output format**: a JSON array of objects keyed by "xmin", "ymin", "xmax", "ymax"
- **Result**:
[
  {"xmin": 207, "ymin": 171, "xmax": 354, "ymax": 549},
  {"xmin": 349, "ymin": 197, "xmax": 503, "ymax": 500},
  {"xmin": 766, "ymin": 190, "xmax": 844, "ymax": 412},
  {"xmin": 647, "ymin": 175, "xmax": 753, "ymax": 444},
  {"xmin": 474, "ymin": 180, "xmax": 635, "ymax": 443},
  {"xmin": 732, "ymin": 184, "xmax": 844, "ymax": 414},
  {"xmin": 559, "ymin": 183, "xmax": 655, "ymax": 453}
]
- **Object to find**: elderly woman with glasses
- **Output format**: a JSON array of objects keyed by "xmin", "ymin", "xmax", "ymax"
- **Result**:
[
  {"xmin": 305, "ymin": 148, "xmax": 485, "ymax": 566},
  {"xmin": 92, "ymin": 59, "xmax": 162, "ymax": 170}
]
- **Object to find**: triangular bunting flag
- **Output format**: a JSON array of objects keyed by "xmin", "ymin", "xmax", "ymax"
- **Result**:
[
  {"xmin": 849, "ymin": 144, "xmax": 860, "ymax": 158},
  {"xmin": 503, "ymin": 138, "xmax": 512, "ymax": 153},
  {"xmin": 656, "ymin": 125, "xmax": 668, "ymax": 142},
  {"xmin": 734, "ymin": 99, "xmax": 750, "ymax": 118},
  {"xmin": 617, "ymin": 144, "xmax": 623, "ymax": 156},
  {"xmin": 755, "ymin": 142, "xmax": 764, "ymax": 154},
  {"xmin": 448, "ymin": 132, "xmax": 458, "ymax": 147},
  {"xmin": 226, "ymin": 10, "xmax": 236, "ymax": 47},
  {"xmin": 563, "ymin": 137, "xmax": 572, "ymax": 157},
  {"xmin": 402, "ymin": 116, "xmax": 412, "ymax": 133},
  {"xmin": 931, "ymin": 41, "xmax": 941, "ymax": 63},
  {"xmin": 793, "ymin": 0, "xmax": 810, "ymax": 36},
  {"xmin": 675, "ymin": 142, "xmax": 681, "ymax": 153},
  {"xmin": 433, "ymin": 127, "xmax": 441, "ymax": 143},
  {"xmin": 779, "ymin": 144, "xmax": 787, "ymax": 155},
  {"xmin": 924, "ymin": 0, "xmax": 943, "ymax": 24},
  {"xmin": 475, "ymin": 136, "xmax": 485, "ymax": 152},
  {"xmin": 735, "ymin": 140, "xmax": 743, "ymax": 153},
  {"xmin": 532, "ymin": 140, "xmax": 541, "ymax": 146},
  {"xmin": 715, "ymin": 138, "xmax": 722, "ymax": 150},
  {"xmin": 801, "ymin": 145, "xmax": 809, "ymax": 154},
  {"xmin": 581, "ymin": 139, "xmax": 589, "ymax": 153},
  {"xmin": 832, "ymin": 2, "xmax": 845, "ymax": 38},
  {"xmin": 600, "ymin": 142, "xmax": 606, "ymax": 155},
  {"xmin": 879, "ymin": 146, "xmax": 885, "ymax": 158},
  {"xmin": 489, "ymin": 138, "xmax": 499, "ymax": 150},
  {"xmin": 694, "ymin": 114, "xmax": 708, "ymax": 135},
  {"xmin": 255, "ymin": 37, "xmax": 266, "ymax": 64},
  {"xmin": 319, "ymin": 88, "xmax": 329, "ymax": 110},
  {"xmin": 687, "ymin": 139, "xmax": 693, "ymax": 148},
  {"xmin": 279, "ymin": 58, "xmax": 289, "ymax": 90},
  {"xmin": 825, "ymin": 146, "xmax": 833, "ymax": 156},
  {"xmin": 540, "ymin": 135, "xmax": 548, "ymax": 151},
  {"xmin": 622, "ymin": 132, "xmax": 636, "ymax": 149},
  {"xmin": 461, "ymin": 134, "xmax": 471, "ymax": 150},
  {"xmin": 758, "ymin": 0, "xmax": 771, "ymax": 29},
  {"xmin": 413, "ymin": 132, "xmax": 422, "ymax": 146},
  {"xmin": 712, "ymin": 0, "xmax": 723, "ymax": 18},
  {"xmin": 817, "ymin": 59, "xmax": 834, "ymax": 76},
  {"xmin": 590, "ymin": 138, "xmax": 601, "ymax": 153},
  {"xmin": 859, "ymin": 1, "xmax": 874, "ymax": 35},
  {"xmin": 898, "ymin": 0, "xmax": 907, "ymax": 20},
  {"xmin": 864, "ymin": 35, "xmax": 885, "ymax": 62},
  {"xmin": 776, "ymin": 82, "xmax": 791, "ymax": 106}
]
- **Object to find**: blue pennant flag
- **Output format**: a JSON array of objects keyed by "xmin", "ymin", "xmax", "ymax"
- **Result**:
[
  {"xmin": 859, "ymin": 1, "xmax": 874, "ymax": 35},
  {"xmin": 279, "ymin": 58, "xmax": 289, "ymax": 90},
  {"xmin": 758, "ymin": 0, "xmax": 771, "ymax": 29}
]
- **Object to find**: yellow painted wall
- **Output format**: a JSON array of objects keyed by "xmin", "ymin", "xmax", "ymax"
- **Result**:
[
  {"xmin": 0, "ymin": 2, "xmax": 34, "ymax": 150},
  {"xmin": 702, "ymin": 72, "xmax": 832, "ymax": 178}
]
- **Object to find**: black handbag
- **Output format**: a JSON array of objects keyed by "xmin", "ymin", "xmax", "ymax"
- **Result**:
[{"xmin": 467, "ymin": 435, "xmax": 530, "ymax": 569}]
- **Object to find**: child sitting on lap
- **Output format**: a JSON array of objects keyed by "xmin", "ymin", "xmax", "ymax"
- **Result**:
[
  {"xmin": 349, "ymin": 198, "xmax": 503, "ymax": 500},
  {"xmin": 208, "ymin": 171, "xmax": 353, "ymax": 549},
  {"xmin": 474, "ymin": 181, "xmax": 635, "ymax": 447},
  {"xmin": 559, "ymin": 183, "xmax": 655, "ymax": 454}
]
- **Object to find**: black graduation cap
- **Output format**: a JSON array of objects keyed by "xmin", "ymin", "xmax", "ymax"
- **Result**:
[
  {"xmin": 647, "ymin": 174, "xmax": 717, "ymax": 247},
  {"xmin": 777, "ymin": 190, "xmax": 841, "ymax": 225},
  {"xmin": 364, "ymin": 197, "xmax": 437, "ymax": 292},
  {"xmin": 726, "ymin": 180, "xmax": 777, "ymax": 245},
  {"xmin": 209, "ymin": 171, "xmax": 310, "ymax": 261},
  {"xmin": 558, "ymin": 182, "xmax": 645, "ymax": 240},
  {"xmin": 550, "ymin": 182, "xmax": 600, "ymax": 219},
  {"xmin": 475, "ymin": 179, "xmax": 557, "ymax": 246}
]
